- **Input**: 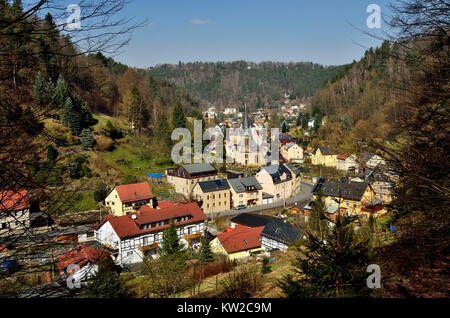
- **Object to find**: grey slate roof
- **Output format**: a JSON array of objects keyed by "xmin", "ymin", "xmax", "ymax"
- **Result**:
[
  {"xmin": 262, "ymin": 218, "xmax": 303, "ymax": 246},
  {"xmin": 313, "ymin": 146, "xmax": 338, "ymax": 155},
  {"xmin": 260, "ymin": 163, "xmax": 292, "ymax": 184},
  {"xmin": 198, "ymin": 178, "xmax": 230, "ymax": 193},
  {"xmin": 230, "ymin": 213, "xmax": 273, "ymax": 227},
  {"xmin": 228, "ymin": 176, "xmax": 262, "ymax": 193},
  {"xmin": 230, "ymin": 213, "xmax": 303, "ymax": 246},
  {"xmin": 313, "ymin": 177, "xmax": 370, "ymax": 201},
  {"xmin": 182, "ymin": 163, "xmax": 217, "ymax": 176},
  {"xmin": 284, "ymin": 162, "xmax": 300, "ymax": 177}
]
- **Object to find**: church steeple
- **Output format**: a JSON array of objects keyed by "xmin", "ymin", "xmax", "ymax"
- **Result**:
[{"xmin": 243, "ymin": 103, "xmax": 249, "ymax": 129}]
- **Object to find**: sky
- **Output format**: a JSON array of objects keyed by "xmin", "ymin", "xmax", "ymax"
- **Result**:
[{"xmin": 113, "ymin": 0, "xmax": 391, "ymax": 68}]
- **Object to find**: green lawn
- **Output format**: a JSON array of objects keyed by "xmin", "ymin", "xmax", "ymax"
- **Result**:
[{"xmin": 101, "ymin": 142, "xmax": 173, "ymax": 177}]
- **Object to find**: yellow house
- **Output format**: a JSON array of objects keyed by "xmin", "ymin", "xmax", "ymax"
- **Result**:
[
  {"xmin": 313, "ymin": 178, "xmax": 386, "ymax": 217},
  {"xmin": 192, "ymin": 179, "xmax": 231, "ymax": 215},
  {"xmin": 209, "ymin": 225, "xmax": 264, "ymax": 261},
  {"xmin": 105, "ymin": 182, "xmax": 156, "ymax": 216},
  {"xmin": 311, "ymin": 146, "xmax": 338, "ymax": 167},
  {"xmin": 228, "ymin": 176, "xmax": 263, "ymax": 208},
  {"xmin": 280, "ymin": 142, "xmax": 303, "ymax": 163}
]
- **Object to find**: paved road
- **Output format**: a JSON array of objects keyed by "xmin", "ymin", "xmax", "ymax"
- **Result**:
[{"xmin": 208, "ymin": 181, "xmax": 314, "ymax": 220}]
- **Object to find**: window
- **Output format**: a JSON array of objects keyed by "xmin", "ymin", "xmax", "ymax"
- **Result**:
[{"xmin": 127, "ymin": 251, "xmax": 133, "ymax": 256}]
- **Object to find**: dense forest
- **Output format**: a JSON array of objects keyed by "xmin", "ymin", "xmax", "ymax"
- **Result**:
[
  {"xmin": 147, "ymin": 61, "xmax": 348, "ymax": 108},
  {"xmin": 309, "ymin": 40, "xmax": 412, "ymax": 150}
]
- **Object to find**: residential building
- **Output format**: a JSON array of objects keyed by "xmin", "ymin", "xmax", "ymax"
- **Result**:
[
  {"xmin": 166, "ymin": 163, "xmax": 218, "ymax": 199},
  {"xmin": 209, "ymin": 225, "xmax": 264, "ymax": 261},
  {"xmin": 336, "ymin": 153, "xmax": 359, "ymax": 173},
  {"xmin": 230, "ymin": 213, "xmax": 303, "ymax": 252},
  {"xmin": 105, "ymin": 182, "xmax": 156, "ymax": 216},
  {"xmin": 228, "ymin": 176, "xmax": 263, "ymax": 208},
  {"xmin": 57, "ymin": 243, "xmax": 109, "ymax": 284},
  {"xmin": 284, "ymin": 162, "xmax": 302, "ymax": 195},
  {"xmin": 281, "ymin": 142, "xmax": 303, "ymax": 163},
  {"xmin": 311, "ymin": 146, "xmax": 338, "ymax": 167},
  {"xmin": 93, "ymin": 202, "xmax": 207, "ymax": 265},
  {"xmin": 0, "ymin": 190, "xmax": 30, "ymax": 235},
  {"xmin": 193, "ymin": 179, "xmax": 231, "ymax": 214},
  {"xmin": 255, "ymin": 164, "xmax": 293, "ymax": 202},
  {"xmin": 312, "ymin": 177, "xmax": 385, "ymax": 217}
]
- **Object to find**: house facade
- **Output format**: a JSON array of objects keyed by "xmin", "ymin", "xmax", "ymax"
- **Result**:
[
  {"xmin": 311, "ymin": 146, "xmax": 338, "ymax": 167},
  {"xmin": 93, "ymin": 202, "xmax": 207, "ymax": 265},
  {"xmin": 228, "ymin": 176, "xmax": 263, "ymax": 208},
  {"xmin": 166, "ymin": 163, "xmax": 218, "ymax": 199},
  {"xmin": 336, "ymin": 153, "xmax": 359, "ymax": 173},
  {"xmin": 255, "ymin": 164, "xmax": 293, "ymax": 202},
  {"xmin": 192, "ymin": 179, "xmax": 231, "ymax": 214},
  {"xmin": 313, "ymin": 178, "xmax": 385, "ymax": 217},
  {"xmin": 0, "ymin": 190, "xmax": 31, "ymax": 235},
  {"xmin": 280, "ymin": 143, "xmax": 303, "ymax": 163},
  {"xmin": 210, "ymin": 225, "xmax": 264, "ymax": 261},
  {"xmin": 105, "ymin": 182, "xmax": 156, "ymax": 216}
]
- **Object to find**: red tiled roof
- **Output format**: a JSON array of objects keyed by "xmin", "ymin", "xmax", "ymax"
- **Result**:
[
  {"xmin": 0, "ymin": 190, "xmax": 30, "ymax": 211},
  {"xmin": 114, "ymin": 182, "xmax": 154, "ymax": 203},
  {"xmin": 157, "ymin": 201, "xmax": 176, "ymax": 209},
  {"xmin": 337, "ymin": 153, "xmax": 351, "ymax": 160},
  {"xmin": 94, "ymin": 202, "xmax": 207, "ymax": 239},
  {"xmin": 216, "ymin": 225, "xmax": 264, "ymax": 254},
  {"xmin": 57, "ymin": 244, "xmax": 108, "ymax": 271}
]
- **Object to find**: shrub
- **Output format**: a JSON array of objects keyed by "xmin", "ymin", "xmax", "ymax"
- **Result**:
[
  {"xmin": 95, "ymin": 136, "xmax": 114, "ymax": 152},
  {"xmin": 218, "ymin": 266, "xmax": 261, "ymax": 298}
]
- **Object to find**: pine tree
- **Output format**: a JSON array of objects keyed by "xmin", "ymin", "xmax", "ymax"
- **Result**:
[
  {"xmin": 305, "ymin": 192, "xmax": 330, "ymax": 242},
  {"xmin": 33, "ymin": 72, "xmax": 52, "ymax": 107},
  {"xmin": 296, "ymin": 113, "xmax": 302, "ymax": 126},
  {"xmin": 341, "ymin": 114, "xmax": 350, "ymax": 131},
  {"xmin": 46, "ymin": 145, "xmax": 58, "ymax": 161},
  {"xmin": 277, "ymin": 215, "xmax": 371, "ymax": 298},
  {"xmin": 159, "ymin": 219, "xmax": 185, "ymax": 257},
  {"xmin": 62, "ymin": 97, "xmax": 81, "ymax": 135},
  {"xmin": 157, "ymin": 113, "xmax": 172, "ymax": 151},
  {"xmin": 282, "ymin": 121, "xmax": 289, "ymax": 133},
  {"xmin": 54, "ymin": 75, "xmax": 71, "ymax": 107},
  {"xmin": 80, "ymin": 128, "xmax": 95, "ymax": 149},
  {"xmin": 198, "ymin": 231, "xmax": 214, "ymax": 265},
  {"xmin": 172, "ymin": 100, "xmax": 187, "ymax": 129}
]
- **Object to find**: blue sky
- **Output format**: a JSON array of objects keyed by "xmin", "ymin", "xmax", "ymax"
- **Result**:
[{"xmin": 114, "ymin": 0, "xmax": 390, "ymax": 68}]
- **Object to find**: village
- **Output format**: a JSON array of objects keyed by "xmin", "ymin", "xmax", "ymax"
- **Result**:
[{"xmin": 0, "ymin": 101, "xmax": 399, "ymax": 297}]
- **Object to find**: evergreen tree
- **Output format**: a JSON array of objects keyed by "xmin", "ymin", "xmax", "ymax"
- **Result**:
[
  {"xmin": 305, "ymin": 192, "xmax": 330, "ymax": 242},
  {"xmin": 159, "ymin": 219, "xmax": 185, "ymax": 257},
  {"xmin": 80, "ymin": 128, "xmax": 95, "ymax": 149},
  {"xmin": 301, "ymin": 113, "xmax": 310, "ymax": 129},
  {"xmin": 54, "ymin": 75, "xmax": 71, "ymax": 107},
  {"xmin": 172, "ymin": 100, "xmax": 187, "ymax": 129},
  {"xmin": 33, "ymin": 72, "xmax": 53, "ymax": 107},
  {"xmin": 296, "ymin": 113, "xmax": 302, "ymax": 126},
  {"xmin": 341, "ymin": 114, "xmax": 350, "ymax": 131},
  {"xmin": 261, "ymin": 257, "xmax": 272, "ymax": 274},
  {"xmin": 62, "ymin": 97, "xmax": 81, "ymax": 134},
  {"xmin": 198, "ymin": 231, "xmax": 214, "ymax": 265},
  {"xmin": 158, "ymin": 113, "xmax": 172, "ymax": 149},
  {"xmin": 281, "ymin": 121, "xmax": 289, "ymax": 133},
  {"xmin": 277, "ymin": 215, "xmax": 371, "ymax": 298},
  {"xmin": 82, "ymin": 255, "xmax": 122, "ymax": 298},
  {"xmin": 46, "ymin": 144, "xmax": 58, "ymax": 161}
]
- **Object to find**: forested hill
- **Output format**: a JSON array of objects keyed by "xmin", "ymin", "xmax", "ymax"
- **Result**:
[
  {"xmin": 146, "ymin": 61, "xmax": 348, "ymax": 108},
  {"xmin": 310, "ymin": 41, "xmax": 411, "ymax": 149}
]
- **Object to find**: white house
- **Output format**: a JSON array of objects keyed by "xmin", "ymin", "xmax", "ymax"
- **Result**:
[{"xmin": 93, "ymin": 202, "xmax": 207, "ymax": 265}]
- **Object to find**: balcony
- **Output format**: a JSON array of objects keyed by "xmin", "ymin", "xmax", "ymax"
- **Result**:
[
  {"xmin": 183, "ymin": 232, "xmax": 202, "ymax": 241},
  {"xmin": 138, "ymin": 242, "xmax": 158, "ymax": 252}
]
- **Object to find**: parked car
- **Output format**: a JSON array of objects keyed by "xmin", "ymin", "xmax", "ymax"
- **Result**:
[
  {"xmin": 0, "ymin": 259, "xmax": 20, "ymax": 274},
  {"xmin": 235, "ymin": 204, "xmax": 246, "ymax": 210}
]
